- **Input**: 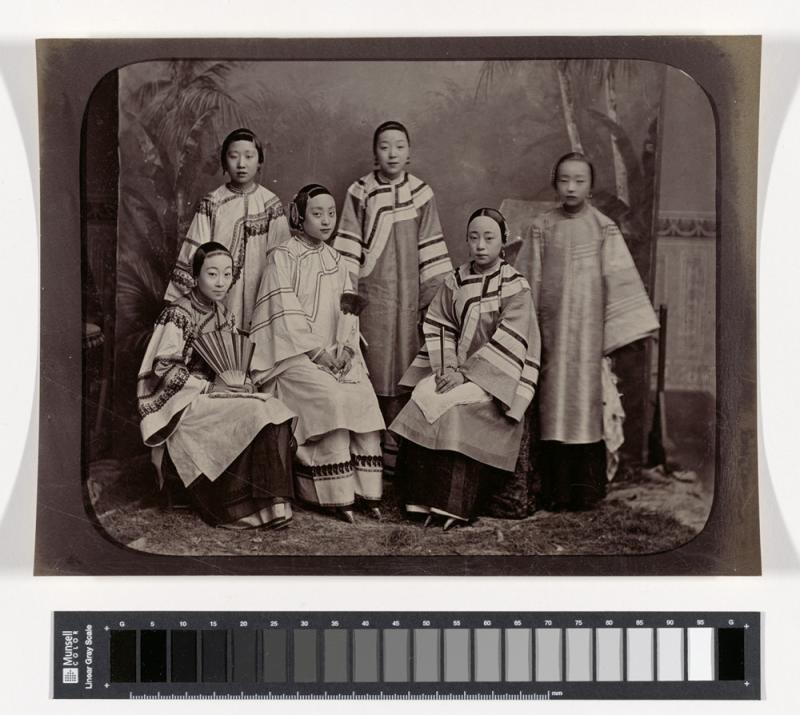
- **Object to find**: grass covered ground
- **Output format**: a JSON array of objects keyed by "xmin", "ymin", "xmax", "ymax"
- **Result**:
[{"xmin": 94, "ymin": 462, "xmax": 706, "ymax": 558}]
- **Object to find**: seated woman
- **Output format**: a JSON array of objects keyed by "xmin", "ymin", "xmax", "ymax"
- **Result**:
[
  {"xmin": 389, "ymin": 208, "xmax": 541, "ymax": 530},
  {"xmin": 137, "ymin": 242, "xmax": 297, "ymax": 530},
  {"xmin": 249, "ymin": 184, "xmax": 385, "ymax": 523}
]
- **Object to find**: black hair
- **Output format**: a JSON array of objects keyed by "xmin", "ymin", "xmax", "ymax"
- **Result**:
[
  {"xmin": 288, "ymin": 184, "xmax": 334, "ymax": 231},
  {"xmin": 372, "ymin": 120, "xmax": 410, "ymax": 154},
  {"xmin": 192, "ymin": 241, "xmax": 233, "ymax": 278},
  {"xmin": 220, "ymin": 128, "xmax": 264, "ymax": 172},
  {"xmin": 551, "ymin": 151, "xmax": 595, "ymax": 189},
  {"xmin": 466, "ymin": 207, "xmax": 509, "ymax": 244}
]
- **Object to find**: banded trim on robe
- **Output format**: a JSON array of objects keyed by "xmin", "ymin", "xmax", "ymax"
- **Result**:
[
  {"xmin": 164, "ymin": 183, "xmax": 291, "ymax": 329},
  {"xmin": 518, "ymin": 205, "xmax": 659, "ymax": 356},
  {"xmin": 248, "ymin": 236, "xmax": 358, "ymax": 380},
  {"xmin": 600, "ymin": 218, "xmax": 660, "ymax": 353},
  {"xmin": 514, "ymin": 204, "xmax": 658, "ymax": 444},
  {"xmin": 294, "ymin": 429, "xmax": 383, "ymax": 506},
  {"xmin": 400, "ymin": 261, "xmax": 541, "ymax": 422},
  {"xmin": 137, "ymin": 292, "xmax": 233, "ymax": 446},
  {"xmin": 331, "ymin": 171, "xmax": 451, "ymax": 287}
]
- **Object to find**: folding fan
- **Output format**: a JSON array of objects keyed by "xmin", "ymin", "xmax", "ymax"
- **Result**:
[{"xmin": 192, "ymin": 330, "xmax": 255, "ymax": 388}]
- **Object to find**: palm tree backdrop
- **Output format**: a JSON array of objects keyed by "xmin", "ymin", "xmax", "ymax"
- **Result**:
[
  {"xmin": 113, "ymin": 61, "xmax": 263, "ymax": 453},
  {"xmin": 108, "ymin": 59, "xmax": 665, "ymax": 458}
]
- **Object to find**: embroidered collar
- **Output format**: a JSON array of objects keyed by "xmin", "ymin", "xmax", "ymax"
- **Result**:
[
  {"xmin": 225, "ymin": 182, "xmax": 259, "ymax": 196},
  {"xmin": 293, "ymin": 232, "xmax": 325, "ymax": 251},
  {"xmin": 373, "ymin": 170, "xmax": 407, "ymax": 187},
  {"xmin": 468, "ymin": 259, "xmax": 504, "ymax": 279},
  {"xmin": 189, "ymin": 288, "xmax": 216, "ymax": 313},
  {"xmin": 470, "ymin": 259, "xmax": 503, "ymax": 276}
]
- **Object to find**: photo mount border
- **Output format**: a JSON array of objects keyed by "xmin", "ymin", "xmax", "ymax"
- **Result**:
[{"xmin": 35, "ymin": 35, "xmax": 760, "ymax": 575}]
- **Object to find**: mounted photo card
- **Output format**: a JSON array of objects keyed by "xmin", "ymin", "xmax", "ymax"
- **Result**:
[{"xmin": 35, "ymin": 36, "xmax": 760, "ymax": 575}]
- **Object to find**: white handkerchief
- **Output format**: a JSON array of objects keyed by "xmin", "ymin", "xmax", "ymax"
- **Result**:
[
  {"xmin": 411, "ymin": 374, "xmax": 492, "ymax": 423},
  {"xmin": 338, "ymin": 357, "xmax": 364, "ymax": 384}
]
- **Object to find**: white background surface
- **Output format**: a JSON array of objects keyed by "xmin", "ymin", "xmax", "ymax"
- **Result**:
[{"xmin": 2, "ymin": 1, "xmax": 799, "ymax": 711}]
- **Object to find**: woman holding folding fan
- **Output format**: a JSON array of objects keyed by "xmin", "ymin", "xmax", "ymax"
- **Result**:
[{"xmin": 137, "ymin": 242, "xmax": 297, "ymax": 530}]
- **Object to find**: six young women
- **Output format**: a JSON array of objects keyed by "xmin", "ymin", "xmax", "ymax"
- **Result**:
[{"xmin": 138, "ymin": 122, "xmax": 658, "ymax": 531}]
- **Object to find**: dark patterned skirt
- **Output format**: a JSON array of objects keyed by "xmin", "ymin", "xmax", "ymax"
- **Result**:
[
  {"xmin": 164, "ymin": 421, "xmax": 295, "ymax": 527},
  {"xmin": 377, "ymin": 393, "xmax": 411, "ymax": 478},
  {"xmin": 397, "ymin": 440, "xmax": 515, "ymax": 522},
  {"xmin": 538, "ymin": 440, "xmax": 606, "ymax": 511}
]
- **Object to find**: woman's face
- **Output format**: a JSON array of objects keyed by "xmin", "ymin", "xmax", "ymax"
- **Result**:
[
  {"xmin": 554, "ymin": 159, "xmax": 592, "ymax": 210},
  {"xmin": 224, "ymin": 139, "xmax": 260, "ymax": 188},
  {"xmin": 196, "ymin": 253, "xmax": 233, "ymax": 302},
  {"xmin": 374, "ymin": 129, "xmax": 409, "ymax": 180},
  {"xmin": 467, "ymin": 215, "xmax": 504, "ymax": 270},
  {"xmin": 302, "ymin": 193, "xmax": 337, "ymax": 242}
]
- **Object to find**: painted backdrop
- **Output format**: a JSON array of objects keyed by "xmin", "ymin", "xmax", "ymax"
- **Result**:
[{"xmin": 113, "ymin": 59, "xmax": 666, "ymax": 457}]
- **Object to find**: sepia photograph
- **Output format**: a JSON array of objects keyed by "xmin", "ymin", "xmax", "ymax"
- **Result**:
[
  {"xmin": 82, "ymin": 55, "xmax": 713, "ymax": 556},
  {"xmin": 35, "ymin": 36, "xmax": 759, "ymax": 574},
  {"xmin": 7, "ymin": 4, "xmax": 800, "ymax": 711}
]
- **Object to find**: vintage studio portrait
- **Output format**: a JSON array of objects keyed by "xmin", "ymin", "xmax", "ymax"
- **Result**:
[{"xmin": 79, "ymin": 58, "xmax": 717, "ymax": 558}]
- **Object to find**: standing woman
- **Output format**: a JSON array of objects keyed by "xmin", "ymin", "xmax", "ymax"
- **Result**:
[
  {"xmin": 331, "ymin": 120, "xmax": 452, "ymax": 476},
  {"xmin": 250, "ymin": 184, "xmax": 385, "ymax": 523},
  {"xmin": 515, "ymin": 152, "xmax": 659, "ymax": 511},
  {"xmin": 164, "ymin": 127, "xmax": 291, "ymax": 331},
  {"xmin": 390, "ymin": 209, "xmax": 541, "ymax": 529}
]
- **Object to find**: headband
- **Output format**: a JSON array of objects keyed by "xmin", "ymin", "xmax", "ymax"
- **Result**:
[
  {"xmin": 467, "ymin": 207, "xmax": 509, "ymax": 244},
  {"xmin": 373, "ymin": 120, "xmax": 410, "ymax": 152},
  {"xmin": 288, "ymin": 183, "xmax": 333, "ymax": 230}
]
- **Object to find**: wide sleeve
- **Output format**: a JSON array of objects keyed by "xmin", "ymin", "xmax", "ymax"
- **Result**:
[
  {"xmin": 137, "ymin": 306, "xmax": 210, "ymax": 446},
  {"xmin": 399, "ymin": 275, "xmax": 459, "ymax": 387},
  {"xmin": 458, "ymin": 287, "xmax": 541, "ymax": 422},
  {"xmin": 164, "ymin": 197, "xmax": 213, "ymax": 303},
  {"xmin": 265, "ymin": 201, "xmax": 291, "ymax": 253},
  {"xmin": 416, "ymin": 193, "xmax": 452, "ymax": 309},
  {"xmin": 601, "ymin": 221, "xmax": 659, "ymax": 354},
  {"xmin": 334, "ymin": 269, "xmax": 361, "ymax": 354},
  {"xmin": 248, "ymin": 247, "xmax": 324, "ymax": 375},
  {"xmin": 330, "ymin": 183, "xmax": 365, "ymax": 289},
  {"xmin": 512, "ymin": 220, "xmax": 543, "ymax": 311}
]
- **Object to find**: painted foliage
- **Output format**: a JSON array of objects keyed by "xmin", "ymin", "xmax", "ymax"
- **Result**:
[{"xmin": 113, "ymin": 59, "xmax": 665, "ymax": 455}]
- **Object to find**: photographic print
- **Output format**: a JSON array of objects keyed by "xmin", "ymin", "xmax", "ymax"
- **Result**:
[{"xmin": 36, "ymin": 37, "xmax": 759, "ymax": 574}]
